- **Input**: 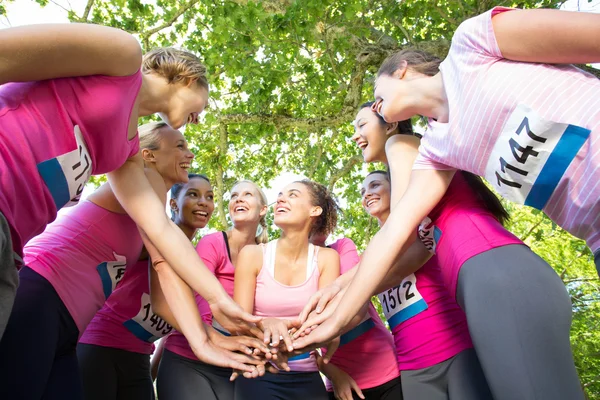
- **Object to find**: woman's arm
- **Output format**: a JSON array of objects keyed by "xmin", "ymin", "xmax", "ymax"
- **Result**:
[
  {"xmin": 317, "ymin": 248, "xmax": 340, "ymax": 289},
  {"xmin": 491, "ymin": 8, "xmax": 600, "ymax": 64},
  {"xmin": 0, "ymin": 23, "xmax": 141, "ymax": 84},
  {"xmin": 233, "ymin": 245, "xmax": 262, "ymax": 314},
  {"xmin": 107, "ymin": 155, "xmax": 260, "ymax": 332}
]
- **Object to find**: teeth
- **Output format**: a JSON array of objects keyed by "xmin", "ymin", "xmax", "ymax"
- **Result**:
[
  {"xmin": 235, "ymin": 207, "xmax": 247, "ymax": 212},
  {"xmin": 193, "ymin": 211, "xmax": 208, "ymax": 216},
  {"xmin": 367, "ymin": 199, "xmax": 377, "ymax": 207},
  {"xmin": 180, "ymin": 163, "xmax": 190, "ymax": 169}
]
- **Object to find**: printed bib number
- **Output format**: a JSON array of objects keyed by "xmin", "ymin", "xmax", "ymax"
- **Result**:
[
  {"xmin": 123, "ymin": 293, "xmax": 173, "ymax": 342},
  {"xmin": 37, "ymin": 125, "xmax": 92, "ymax": 209},
  {"xmin": 377, "ymin": 274, "xmax": 428, "ymax": 329},
  {"xmin": 418, "ymin": 217, "xmax": 442, "ymax": 254},
  {"xmin": 96, "ymin": 252, "xmax": 127, "ymax": 298},
  {"xmin": 484, "ymin": 104, "xmax": 590, "ymax": 210}
]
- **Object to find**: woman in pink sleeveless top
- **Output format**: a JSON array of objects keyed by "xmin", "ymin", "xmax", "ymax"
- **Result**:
[
  {"xmin": 0, "ymin": 122, "xmax": 199, "ymax": 399},
  {"xmin": 234, "ymin": 180, "xmax": 340, "ymax": 400},
  {"xmin": 309, "ymin": 233, "xmax": 402, "ymax": 400},
  {"xmin": 157, "ymin": 180, "xmax": 271, "ymax": 400},
  {"xmin": 0, "ymin": 27, "xmax": 256, "ymax": 345},
  {"xmin": 362, "ymin": 171, "xmax": 491, "ymax": 400},
  {"xmin": 77, "ymin": 174, "xmax": 215, "ymax": 400}
]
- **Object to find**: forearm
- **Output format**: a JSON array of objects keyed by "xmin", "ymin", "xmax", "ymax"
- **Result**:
[{"xmin": 373, "ymin": 241, "xmax": 432, "ymax": 294}]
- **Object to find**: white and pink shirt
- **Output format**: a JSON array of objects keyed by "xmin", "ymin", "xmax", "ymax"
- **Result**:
[
  {"xmin": 413, "ymin": 7, "xmax": 600, "ymax": 254},
  {"xmin": 24, "ymin": 200, "xmax": 143, "ymax": 334},
  {"xmin": 79, "ymin": 259, "xmax": 173, "ymax": 354},
  {"xmin": 0, "ymin": 72, "xmax": 142, "ymax": 257},
  {"xmin": 325, "ymin": 238, "xmax": 399, "ymax": 391}
]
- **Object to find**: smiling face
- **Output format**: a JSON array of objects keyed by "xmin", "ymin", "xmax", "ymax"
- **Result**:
[
  {"xmin": 150, "ymin": 127, "xmax": 195, "ymax": 187},
  {"xmin": 159, "ymin": 82, "xmax": 209, "ymax": 130},
  {"xmin": 173, "ymin": 177, "xmax": 215, "ymax": 229},
  {"xmin": 361, "ymin": 172, "xmax": 391, "ymax": 223},
  {"xmin": 351, "ymin": 106, "xmax": 393, "ymax": 163},
  {"xmin": 274, "ymin": 182, "xmax": 322, "ymax": 231},
  {"xmin": 229, "ymin": 181, "xmax": 267, "ymax": 228}
]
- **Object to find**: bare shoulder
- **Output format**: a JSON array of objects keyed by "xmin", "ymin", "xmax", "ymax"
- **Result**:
[
  {"xmin": 237, "ymin": 245, "xmax": 264, "ymax": 273},
  {"xmin": 317, "ymin": 247, "xmax": 340, "ymax": 270}
]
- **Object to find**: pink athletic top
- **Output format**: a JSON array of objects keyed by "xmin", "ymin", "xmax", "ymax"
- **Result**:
[
  {"xmin": 412, "ymin": 7, "xmax": 600, "ymax": 254},
  {"xmin": 164, "ymin": 232, "xmax": 226, "ymax": 360},
  {"xmin": 378, "ymin": 255, "xmax": 473, "ymax": 371},
  {"xmin": 79, "ymin": 259, "xmax": 173, "ymax": 354},
  {"xmin": 24, "ymin": 200, "xmax": 143, "ymax": 333},
  {"xmin": 425, "ymin": 173, "xmax": 522, "ymax": 299},
  {"xmin": 0, "ymin": 72, "xmax": 142, "ymax": 257},
  {"xmin": 325, "ymin": 238, "xmax": 399, "ymax": 391},
  {"xmin": 254, "ymin": 240, "xmax": 321, "ymax": 372}
]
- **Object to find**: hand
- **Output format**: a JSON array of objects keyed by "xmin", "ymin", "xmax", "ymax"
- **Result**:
[
  {"xmin": 292, "ymin": 315, "xmax": 344, "ymax": 356},
  {"xmin": 189, "ymin": 335, "xmax": 265, "ymax": 376},
  {"xmin": 294, "ymin": 286, "xmax": 346, "ymax": 339},
  {"xmin": 258, "ymin": 318, "xmax": 299, "ymax": 352},
  {"xmin": 327, "ymin": 363, "xmax": 365, "ymax": 400},
  {"xmin": 297, "ymin": 281, "xmax": 342, "ymax": 326},
  {"xmin": 211, "ymin": 331, "xmax": 273, "ymax": 358},
  {"xmin": 209, "ymin": 295, "xmax": 262, "ymax": 336}
]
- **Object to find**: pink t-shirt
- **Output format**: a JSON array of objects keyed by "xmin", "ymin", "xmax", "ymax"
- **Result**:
[
  {"xmin": 378, "ymin": 255, "xmax": 473, "ymax": 371},
  {"xmin": 0, "ymin": 72, "xmax": 142, "ymax": 257},
  {"xmin": 24, "ymin": 200, "xmax": 143, "ymax": 333},
  {"xmin": 325, "ymin": 238, "xmax": 399, "ymax": 391},
  {"xmin": 164, "ymin": 232, "xmax": 227, "ymax": 360},
  {"xmin": 79, "ymin": 259, "xmax": 174, "ymax": 354},
  {"xmin": 426, "ymin": 173, "xmax": 522, "ymax": 299},
  {"xmin": 254, "ymin": 240, "xmax": 321, "ymax": 372},
  {"xmin": 413, "ymin": 7, "xmax": 600, "ymax": 254}
]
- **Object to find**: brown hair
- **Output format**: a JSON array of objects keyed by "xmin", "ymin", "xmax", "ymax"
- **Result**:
[
  {"xmin": 360, "ymin": 102, "xmax": 415, "ymax": 137},
  {"xmin": 142, "ymin": 48, "xmax": 208, "ymax": 89},
  {"xmin": 377, "ymin": 49, "xmax": 441, "ymax": 78},
  {"xmin": 297, "ymin": 180, "xmax": 340, "ymax": 237}
]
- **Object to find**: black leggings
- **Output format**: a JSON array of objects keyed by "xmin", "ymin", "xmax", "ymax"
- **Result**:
[
  {"xmin": 77, "ymin": 343, "xmax": 155, "ymax": 400},
  {"xmin": 156, "ymin": 349, "xmax": 234, "ymax": 400},
  {"xmin": 327, "ymin": 376, "xmax": 403, "ymax": 400},
  {"xmin": 234, "ymin": 369, "xmax": 328, "ymax": 400},
  {"xmin": 401, "ymin": 348, "xmax": 491, "ymax": 400},
  {"xmin": 457, "ymin": 244, "xmax": 584, "ymax": 400},
  {"xmin": 0, "ymin": 266, "xmax": 82, "ymax": 400},
  {"xmin": 0, "ymin": 211, "xmax": 18, "ymax": 341}
]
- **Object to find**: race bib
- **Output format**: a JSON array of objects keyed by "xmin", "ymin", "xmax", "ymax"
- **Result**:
[
  {"xmin": 339, "ymin": 313, "xmax": 374, "ymax": 346},
  {"xmin": 377, "ymin": 274, "xmax": 428, "ymax": 329},
  {"xmin": 123, "ymin": 293, "xmax": 173, "ymax": 342},
  {"xmin": 484, "ymin": 104, "xmax": 590, "ymax": 210},
  {"xmin": 212, "ymin": 320, "xmax": 231, "ymax": 337},
  {"xmin": 37, "ymin": 125, "xmax": 92, "ymax": 209},
  {"xmin": 96, "ymin": 252, "xmax": 127, "ymax": 298},
  {"xmin": 418, "ymin": 217, "xmax": 442, "ymax": 254}
]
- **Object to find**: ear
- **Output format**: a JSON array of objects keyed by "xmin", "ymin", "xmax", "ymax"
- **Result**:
[
  {"xmin": 259, "ymin": 204, "xmax": 268, "ymax": 218},
  {"xmin": 310, "ymin": 206, "xmax": 323, "ymax": 217},
  {"xmin": 141, "ymin": 148, "xmax": 157, "ymax": 164},
  {"xmin": 385, "ymin": 121, "xmax": 399, "ymax": 136},
  {"xmin": 392, "ymin": 60, "xmax": 408, "ymax": 80},
  {"xmin": 169, "ymin": 198, "xmax": 178, "ymax": 213},
  {"xmin": 185, "ymin": 78, "xmax": 198, "ymax": 88}
]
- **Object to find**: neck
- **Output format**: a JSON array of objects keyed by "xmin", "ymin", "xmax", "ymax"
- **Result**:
[
  {"xmin": 405, "ymin": 73, "xmax": 448, "ymax": 122},
  {"xmin": 144, "ymin": 164, "xmax": 175, "ymax": 191},
  {"xmin": 138, "ymin": 74, "xmax": 170, "ymax": 117},
  {"xmin": 278, "ymin": 229, "xmax": 310, "ymax": 262},
  {"xmin": 376, "ymin": 210, "xmax": 390, "ymax": 227},
  {"xmin": 176, "ymin": 222, "xmax": 197, "ymax": 240},
  {"xmin": 228, "ymin": 222, "xmax": 258, "ymax": 257}
]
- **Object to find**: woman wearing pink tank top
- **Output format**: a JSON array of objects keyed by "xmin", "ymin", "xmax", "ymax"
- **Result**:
[
  {"xmin": 308, "ymin": 233, "xmax": 402, "ymax": 400},
  {"xmin": 76, "ymin": 174, "xmax": 215, "ymax": 400},
  {"xmin": 362, "ymin": 171, "xmax": 491, "ymax": 400},
  {"xmin": 157, "ymin": 180, "xmax": 272, "ymax": 400},
  {"xmin": 234, "ymin": 180, "xmax": 340, "ymax": 400},
  {"xmin": 0, "ymin": 122, "xmax": 201, "ymax": 400},
  {"xmin": 296, "ymin": 104, "xmax": 583, "ymax": 399},
  {"xmin": 0, "ymin": 27, "xmax": 257, "ymax": 346}
]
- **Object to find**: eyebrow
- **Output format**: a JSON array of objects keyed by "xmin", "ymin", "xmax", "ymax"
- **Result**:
[{"xmin": 288, "ymin": 188, "xmax": 301, "ymax": 194}]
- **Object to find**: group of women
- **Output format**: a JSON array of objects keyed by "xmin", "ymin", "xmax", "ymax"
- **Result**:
[{"xmin": 0, "ymin": 4, "xmax": 598, "ymax": 400}]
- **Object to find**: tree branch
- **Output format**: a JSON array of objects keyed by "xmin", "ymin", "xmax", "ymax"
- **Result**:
[
  {"xmin": 219, "ymin": 113, "xmax": 352, "ymax": 130},
  {"xmin": 82, "ymin": 0, "xmax": 94, "ymax": 20},
  {"xmin": 213, "ymin": 124, "xmax": 229, "ymax": 229},
  {"xmin": 328, "ymin": 154, "xmax": 362, "ymax": 191},
  {"xmin": 142, "ymin": 0, "xmax": 201, "ymax": 38}
]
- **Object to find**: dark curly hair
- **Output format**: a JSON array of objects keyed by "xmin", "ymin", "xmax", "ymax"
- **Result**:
[{"xmin": 296, "ymin": 180, "xmax": 340, "ymax": 237}]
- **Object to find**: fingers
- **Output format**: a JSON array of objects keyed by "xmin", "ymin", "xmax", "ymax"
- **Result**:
[
  {"xmin": 351, "ymin": 380, "xmax": 365, "ymax": 400},
  {"xmin": 298, "ymin": 292, "xmax": 321, "ymax": 323},
  {"xmin": 281, "ymin": 329, "xmax": 294, "ymax": 353},
  {"xmin": 323, "ymin": 337, "xmax": 340, "ymax": 364},
  {"xmin": 315, "ymin": 290, "xmax": 335, "ymax": 314},
  {"xmin": 229, "ymin": 371, "xmax": 239, "ymax": 382},
  {"xmin": 294, "ymin": 312, "xmax": 326, "ymax": 339}
]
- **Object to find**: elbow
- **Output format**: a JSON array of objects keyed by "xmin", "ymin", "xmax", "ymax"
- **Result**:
[{"xmin": 111, "ymin": 31, "xmax": 143, "ymax": 76}]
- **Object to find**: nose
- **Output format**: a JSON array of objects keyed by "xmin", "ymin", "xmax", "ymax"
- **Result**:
[
  {"xmin": 351, "ymin": 130, "xmax": 360, "ymax": 142},
  {"xmin": 185, "ymin": 149, "xmax": 194, "ymax": 159}
]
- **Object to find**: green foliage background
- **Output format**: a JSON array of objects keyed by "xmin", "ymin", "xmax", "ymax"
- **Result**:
[{"xmin": 14, "ymin": 0, "xmax": 599, "ymax": 396}]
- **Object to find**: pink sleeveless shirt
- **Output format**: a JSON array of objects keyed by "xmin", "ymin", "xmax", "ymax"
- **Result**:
[
  {"xmin": 425, "ymin": 172, "xmax": 522, "ymax": 299},
  {"xmin": 254, "ymin": 240, "xmax": 321, "ymax": 372},
  {"xmin": 79, "ymin": 259, "xmax": 173, "ymax": 354},
  {"xmin": 0, "ymin": 72, "xmax": 142, "ymax": 256},
  {"xmin": 24, "ymin": 200, "xmax": 143, "ymax": 333},
  {"xmin": 165, "ymin": 232, "xmax": 227, "ymax": 360},
  {"xmin": 325, "ymin": 238, "xmax": 399, "ymax": 391},
  {"xmin": 378, "ymin": 255, "xmax": 473, "ymax": 371}
]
